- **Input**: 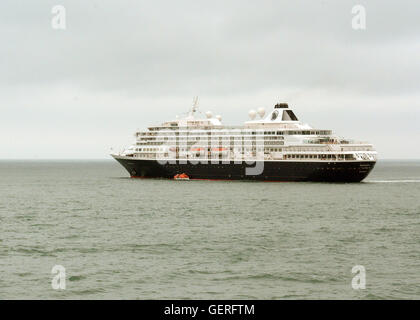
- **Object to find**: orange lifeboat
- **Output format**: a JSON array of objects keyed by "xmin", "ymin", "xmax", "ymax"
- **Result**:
[{"xmin": 174, "ymin": 173, "xmax": 190, "ymax": 180}]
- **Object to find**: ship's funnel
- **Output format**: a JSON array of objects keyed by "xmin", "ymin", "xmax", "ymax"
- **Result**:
[{"xmin": 274, "ymin": 103, "xmax": 289, "ymax": 109}]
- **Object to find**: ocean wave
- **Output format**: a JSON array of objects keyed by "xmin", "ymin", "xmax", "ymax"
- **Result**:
[{"xmin": 366, "ymin": 180, "xmax": 420, "ymax": 183}]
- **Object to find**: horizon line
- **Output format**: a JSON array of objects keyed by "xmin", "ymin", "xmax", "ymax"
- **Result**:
[{"xmin": 0, "ymin": 158, "xmax": 419, "ymax": 161}]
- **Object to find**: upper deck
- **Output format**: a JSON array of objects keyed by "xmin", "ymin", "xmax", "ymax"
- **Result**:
[{"xmin": 114, "ymin": 101, "xmax": 377, "ymax": 162}]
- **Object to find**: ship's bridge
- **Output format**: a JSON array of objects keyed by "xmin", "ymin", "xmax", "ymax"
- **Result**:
[
  {"xmin": 160, "ymin": 101, "xmax": 223, "ymax": 128},
  {"xmin": 161, "ymin": 115, "xmax": 222, "ymax": 128}
]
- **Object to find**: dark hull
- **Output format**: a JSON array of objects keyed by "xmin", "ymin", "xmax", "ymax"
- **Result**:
[{"xmin": 114, "ymin": 158, "xmax": 376, "ymax": 182}]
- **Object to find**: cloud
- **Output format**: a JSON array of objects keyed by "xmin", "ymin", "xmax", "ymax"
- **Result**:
[{"xmin": 0, "ymin": 0, "xmax": 419, "ymax": 158}]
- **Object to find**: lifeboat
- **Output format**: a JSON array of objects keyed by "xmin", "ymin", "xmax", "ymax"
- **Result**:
[
  {"xmin": 211, "ymin": 147, "xmax": 227, "ymax": 152},
  {"xmin": 190, "ymin": 147, "xmax": 205, "ymax": 152},
  {"xmin": 174, "ymin": 173, "xmax": 190, "ymax": 180}
]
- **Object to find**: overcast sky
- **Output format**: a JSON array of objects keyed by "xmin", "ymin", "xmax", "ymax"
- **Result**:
[{"xmin": 1, "ymin": 0, "xmax": 419, "ymax": 159}]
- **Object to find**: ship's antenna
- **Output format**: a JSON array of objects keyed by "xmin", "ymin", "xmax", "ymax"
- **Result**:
[{"xmin": 192, "ymin": 96, "xmax": 199, "ymax": 114}]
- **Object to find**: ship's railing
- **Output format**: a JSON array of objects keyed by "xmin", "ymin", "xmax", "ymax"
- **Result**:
[
  {"xmin": 303, "ymin": 138, "xmax": 370, "ymax": 145},
  {"xmin": 118, "ymin": 150, "xmax": 376, "ymax": 162},
  {"xmin": 136, "ymin": 128, "xmax": 333, "ymax": 136}
]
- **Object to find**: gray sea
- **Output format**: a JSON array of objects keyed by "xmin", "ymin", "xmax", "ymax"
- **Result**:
[{"xmin": 0, "ymin": 160, "xmax": 419, "ymax": 299}]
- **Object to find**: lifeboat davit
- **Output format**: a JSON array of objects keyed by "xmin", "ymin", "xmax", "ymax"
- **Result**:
[{"xmin": 174, "ymin": 173, "xmax": 190, "ymax": 180}]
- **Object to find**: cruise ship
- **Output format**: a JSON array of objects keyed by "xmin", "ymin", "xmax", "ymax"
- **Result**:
[{"xmin": 111, "ymin": 101, "xmax": 377, "ymax": 182}]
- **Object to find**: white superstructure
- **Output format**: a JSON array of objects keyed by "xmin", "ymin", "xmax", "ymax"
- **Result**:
[{"xmin": 114, "ymin": 102, "xmax": 377, "ymax": 163}]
